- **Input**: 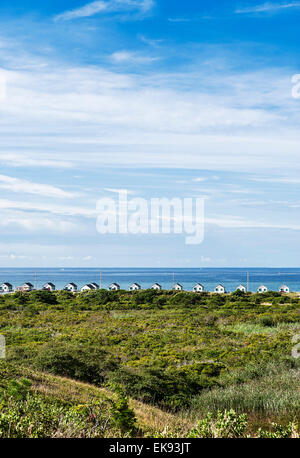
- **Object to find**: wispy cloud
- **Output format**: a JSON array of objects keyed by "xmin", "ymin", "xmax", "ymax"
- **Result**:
[
  {"xmin": 0, "ymin": 253, "xmax": 27, "ymax": 260},
  {"xmin": 0, "ymin": 154, "xmax": 74, "ymax": 169},
  {"xmin": 193, "ymin": 177, "xmax": 207, "ymax": 183},
  {"xmin": 251, "ymin": 176, "xmax": 300, "ymax": 185},
  {"xmin": 236, "ymin": 2, "xmax": 300, "ymax": 14},
  {"xmin": 82, "ymin": 255, "xmax": 93, "ymax": 261},
  {"xmin": 109, "ymin": 50, "xmax": 160, "ymax": 64},
  {"xmin": 139, "ymin": 35, "xmax": 163, "ymax": 47},
  {"xmin": 0, "ymin": 175, "xmax": 75, "ymax": 199},
  {"xmin": 56, "ymin": 1, "xmax": 107, "ymax": 20},
  {"xmin": 0, "ymin": 211, "xmax": 81, "ymax": 233},
  {"xmin": 207, "ymin": 215, "xmax": 300, "ymax": 231},
  {"xmin": 167, "ymin": 17, "xmax": 190, "ymax": 23},
  {"xmin": 0, "ymin": 61, "xmax": 297, "ymax": 174},
  {"xmin": 55, "ymin": 0, "xmax": 154, "ymax": 21},
  {"xmin": 0, "ymin": 30, "xmax": 299, "ymax": 176},
  {"xmin": 104, "ymin": 188, "xmax": 136, "ymax": 195},
  {"xmin": 0, "ymin": 199, "xmax": 97, "ymax": 218}
]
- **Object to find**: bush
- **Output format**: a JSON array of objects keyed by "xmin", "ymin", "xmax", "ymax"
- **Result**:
[
  {"xmin": 257, "ymin": 422, "xmax": 297, "ymax": 438},
  {"xmin": 35, "ymin": 344, "xmax": 119, "ymax": 385},
  {"xmin": 187, "ymin": 410, "xmax": 248, "ymax": 438},
  {"xmin": 110, "ymin": 393, "xmax": 137, "ymax": 434},
  {"xmin": 0, "ymin": 384, "xmax": 125, "ymax": 438},
  {"xmin": 258, "ymin": 315, "xmax": 276, "ymax": 327},
  {"xmin": 186, "ymin": 410, "xmax": 298, "ymax": 438},
  {"xmin": 6, "ymin": 378, "xmax": 32, "ymax": 400},
  {"xmin": 110, "ymin": 366, "xmax": 218, "ymax": 410},
  {"xmin": 132, "ymin": 290, "xmax": 158, "ymax": 306},
  {"xmin": 12, "ymin": 292, "xmax": 30, "ymax": 306},
  {"xmin": 29, "ymin": 290, "xmax": 57, "ymax": 305}
]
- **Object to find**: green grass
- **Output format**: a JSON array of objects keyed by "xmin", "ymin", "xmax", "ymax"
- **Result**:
[
  {"xmin": 222, "ymin": 322, "xmax": 300, "ymax": 335},
  {"xmin": 189, "ymin": 360, "xmax": 300, "ymax": 417},
  {"xmin": 0, "ymin": 289, "xmax": 300, "ymax": 437}
]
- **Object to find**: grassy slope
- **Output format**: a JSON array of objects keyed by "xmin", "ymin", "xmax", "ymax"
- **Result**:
[{"xmin": 0, "ymin": 362, "xmax": 192, "ymax": 437}]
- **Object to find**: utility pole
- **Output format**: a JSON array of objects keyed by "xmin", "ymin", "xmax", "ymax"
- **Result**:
[
  {"xmin": 100, "ymin": 271, "xmax": 102, "ymax": 289},
  {"xmin": 247, "ymin": 271, "xmax": 249, "ymax": 292},
  {"xmin": 34, "ymin": 271, "xmax": 37, "ymax": 290}
]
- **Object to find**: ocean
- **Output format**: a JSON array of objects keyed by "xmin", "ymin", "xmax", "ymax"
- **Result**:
[{"xmin": 0, "ymin": 267, "xmax": 299, "ymax": 293}]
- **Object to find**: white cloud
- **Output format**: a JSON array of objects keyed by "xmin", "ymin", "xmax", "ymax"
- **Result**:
[
  {"xmin": 200, "ymin": 255, "xmax": 212, "ymax": 262},
  {"xmin": 2, "ymin": 65, "xmax": 286, "ymax": 134},
  {"xmin": 104, "ymin": 188, "xmax": 136, "ymax": 195},
  {"xmin": 55, "ymin": 1, "xmax": 108, "ymax": 20},
  {"xmin": 206, "ymin": 215, "xmax": 300, "ymax": 231},
  {"xmin": 0, "ymin": 175, "xmax": 76, "ymax": 199},
  {"xmin": 0, "ymin": 48, "xmax": 299, "ymax": 175},
  {"xmin": 110, "ymin": 50, "xmax": 159, "ymax": 64},
  {"xmin": 82, "ymin": 255, "xmax": 93, "ymax": 260},
  {"xmin": 0, "ymin": 154, "xmax": 74, "ymax": 169},
  {"xmin": 55, "ymin": 0, "xmax": 154, "ymax": 21},
  {"xmin": 0, "ymin": 253, "xmax": 27, "ymax": 260},
  {"xmin": 0, "ymin": 199, "xmax": 97, "ymax": 218},
  {"xmin": 193, "ymin": 177, "xmax": 207, "ymax": 183},
  {"xmin": 167, "ymin": 17, "xmax": 190, "ymax": 23},
  {"xmin": 0, "ymin": 211, "xmax": 80, "ymax": 233},
  {"xmin": 236, "ymin": 2, "xmax": 300, "ymax": 13},
  {"xmin": 139, "ymin": 35, "xmax": 163, "ymax": 47},
  {"xmin": 251, "ymin": 176, "xmax": 300, "ymax": 185}
]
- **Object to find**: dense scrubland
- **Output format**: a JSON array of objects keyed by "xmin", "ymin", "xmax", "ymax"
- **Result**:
[{"xmin": 1, "ymin": 288, "xmax": 300, "ymax": 438}]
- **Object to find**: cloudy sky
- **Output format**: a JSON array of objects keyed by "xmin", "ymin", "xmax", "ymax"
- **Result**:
[{"xmin": 0, "ymin": 0, "xmax": 300, "ymax": 267}]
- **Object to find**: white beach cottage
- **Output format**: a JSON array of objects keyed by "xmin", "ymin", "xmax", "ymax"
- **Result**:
[
  {"xmin": 81, "ymin": 283, "xmax": 99, "ymax": 292},
  {"xmin": 109, "ymin": 283, "xmax": 120, "ymax": 291},
  {"xmin": 257, "ymin": 285, "xmax": 268, "ymax": 293},
  {"xmin": 193, "ymin": 283, "xmax": 204, "ymax": 293},
  {"xmin": 151, "ymin": 283, "xmax": 162, "ymax": 291},
  {"xmin": 0, "ymin": 283, "xmax": 13, "ymax": 293},
  {"xmin": 18, "ymin": 282, "xmax": 34, "ymax": 292},
  {"xmin": 279, "ymin": 285, "xmax": 290, "ymax": 293},
  {"xmin": 42, "ymin": 282, "xmax": 55, "ymax": 292},
  {"xmin": 64, "ymin": 283, "xmax": 78, "ymax": 293},
  {"xmin": 129, "ymin": 283, "xmax": 141, "ymax": 291},
  {"xmin": 173, "ymin": 283, "xmax": 183, "ymax": 291},
  {"xmin": 236, "ymin": 284, "xmax": 247, "ymax": 293},
  {"xmin": 90, "ymin": 283, "xmax": 99, "ymax": 290},
  {"xmin": 214, "ymin": 284, "xmax": 226, "ymax": 294}
]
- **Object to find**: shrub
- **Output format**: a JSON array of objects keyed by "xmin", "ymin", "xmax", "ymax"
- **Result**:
[
  {"xmin": 257, "ymin": 422, "xmax": 297, "ymax": 438},
  {"xmin": 29, "ymin": 290, "xmax": 57, "ymax": 305},
  {"xmin": 110, "ymin": 366, "xmax": 219, "ymax": 410},
  {"xmin": 258, "ymin": 315, "xmax": 275, "ymax": 327},
  {"xmin": 6, "ymin": 378, "xmax": 32, "ymax": 400},
  {"xmin": 187, "ymin": 410, "xmax": 248, "ymax": 438},
  {"xmin": 110, "ymin": 393, "xmax": 137, "ymax": 434},
  {"xmin": 0, "ymin": 385, "xmax": 126, "ymax": 438},
  {"xmin": 12, "ymin": 292, "xmax": 30, "ymax": 306},
  {"xmin": 35, "ymin": 344, "xmax": 119, "ymax": 385}
]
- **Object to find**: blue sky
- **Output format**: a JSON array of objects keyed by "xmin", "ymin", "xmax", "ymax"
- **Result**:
[{"xmin": 0, "ymin": 0, "xmax": 300, "ymax": 267}]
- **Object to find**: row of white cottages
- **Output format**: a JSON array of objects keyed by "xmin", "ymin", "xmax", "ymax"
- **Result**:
[
  {"xmin": 0, "ymin": 281, "xmax": 291, "ymax": 294},
  {"xmin": 110, "ymin": 283, "xmax": 290, "ymax": 294},
  {"xmin": 0, "ymin": 282, "xmax": 98, "ymax": 293}
]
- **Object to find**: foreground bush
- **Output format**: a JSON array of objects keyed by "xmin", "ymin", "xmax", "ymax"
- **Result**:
[
  {"xmin": 0, "ymin": 378, "xmax": 136, "ymax": 438},
  {"xmin": 186, "ymin": 410, "xmax": 298, "ymax": 439}
]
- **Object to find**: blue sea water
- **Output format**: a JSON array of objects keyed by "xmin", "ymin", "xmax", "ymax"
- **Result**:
[{"xmin": 0, "ymin": 267, "xmax": 300, "ymax": 293}]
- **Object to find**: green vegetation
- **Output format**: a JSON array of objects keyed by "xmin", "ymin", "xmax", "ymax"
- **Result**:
[{"xmin": 0, "ymin": 288, "xmax": 300, "ymax": 437}]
